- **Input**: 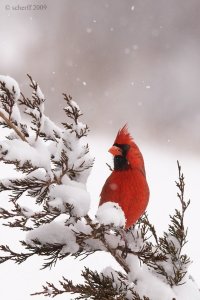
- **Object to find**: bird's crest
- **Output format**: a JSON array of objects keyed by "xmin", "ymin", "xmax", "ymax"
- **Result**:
[{"xmin": 114, "ymin": 124, "xmax": 133, "ymax": 145}]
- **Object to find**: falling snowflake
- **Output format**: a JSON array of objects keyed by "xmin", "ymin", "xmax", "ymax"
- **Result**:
[
  {"xmin": 86, "ymin": 28, "xmax": 92, "ymax": 34},
  {"xmin": 124, "ymin": 48, "xmax": 131, "ymax": 55}
]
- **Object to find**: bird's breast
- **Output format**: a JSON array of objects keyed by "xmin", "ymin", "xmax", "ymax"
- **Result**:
[{"xmin": 100, "ymin": 167, "xmax": 149, "ymax": 228}]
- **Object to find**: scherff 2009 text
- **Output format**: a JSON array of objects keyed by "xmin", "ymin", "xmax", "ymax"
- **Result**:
[{"xmin": 5, "ymin": 4, "xmax": 47, "ymax": 11}]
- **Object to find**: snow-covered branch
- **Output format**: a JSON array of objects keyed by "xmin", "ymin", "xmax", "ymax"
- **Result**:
[{"xmin": 0, "ymin": 75, "xmax": 199, "ymax": 300}]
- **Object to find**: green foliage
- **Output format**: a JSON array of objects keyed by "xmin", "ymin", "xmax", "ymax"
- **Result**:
[{"xmin": 0, "ymin": 76, "xmax": 191, "ymax": 299}]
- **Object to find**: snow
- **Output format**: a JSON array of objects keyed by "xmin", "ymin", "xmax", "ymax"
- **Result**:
[
  {"xmin": 109, "ymin": 183, "xmax": 118, "ymax": 190},
  {"xmin": 126, "ymin": 254, "xmax": 141, "ymax": 280},
  {"xmin": 0, "ymin": 75, "xmax": 22, "ymax": 123},
  {"xmin": 125, "ymin": 255, "xmax": 200, "ymax": 300},
  {"xmin": 11, "ymin": 103, "xmax": 21, "ymax": 123},
  {"xmin": 87, "ymin": 137, "xmax": 200, "ymax": 300},
  {"xmin": 61, "ymin": 136, "xmax": 93, "ymax": 184},
  {"xmin": 125, "ymin": 254, "xmax": 177, "ymax": 300},
  {"xmin": 104, "ymin": 231, "xmax": 122, "ymax": 249},
  {"xmin": 86, "ymin": 28, "xmax": 92, "ymax": 34},
  {"xmin": 0, "ymin": 75, "xmax": 20, "ymax": 102},
  {"xmin": 21, "ymin": 206, "xmax": 34, "ymax": 218},
  {"xmin": 41, "ymin": 115, "xmax": 62, "ymax": 138},
  {"xmin": 0, "ymin": 132, "xmax": 200, "ymax": 299},
  {"xmin": 42, "ymin": 119, "xmax": 93, "ymax": 184},
  {"xmin": 25, "ymin": 105, "xmax": 45, "ymax": 130},
  {"xmin": 153, "ymin": 233, "xmax": 191, "ymax": 284},
  {"xmin": 66, "ymin": 99, "xmax": 80, "ymax": 111},
  {"xmin": 173, "ymin": 276, "xmax": 200, "ymax": 300},
  {"xmin": 101, "ymin": 266, "xmax": 123, "ymax": 292},
  {"xmin": 126, "ymin": 228, "xmax": 144, "ymax": 252},
  {"xmin": 35, "ymin": 84, "xmax": 44, "ymax": 101},
  {"xmin": 102, "ymin": 260, "xmax": 198, "ymax": 300},
  {"xmin": 72, "ymin": 219, "xmax": 92, "ymax": 235},
  {"xmin": 0, "ymin": 138, "xmax": 52, "ymax": 173},
  {"xmin": 49, "ymin": 180, "xmax": 90, "ymax": 217},
  {"xmin": 26, "ymin": 221, "xmax": 79, "ymax": 254},
  {"xmin": 26, "ymin": 168, "xmax": 47, "ymax": 181},
  {"xmin": 96, "ymin": 202, "xmax": 126, "ymax": 227},
  {"xmin": 135, "ymin": 264, "xmax": 177, "ymax": 300},
  {"xmin": 0, "ymin": 74, "xmax": 200, "ymax": 299}
]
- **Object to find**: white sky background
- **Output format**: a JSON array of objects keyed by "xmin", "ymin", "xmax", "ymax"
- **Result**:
[{"xmin": 0, "ymin": 0, "xmax": 200, "ymax": 299}]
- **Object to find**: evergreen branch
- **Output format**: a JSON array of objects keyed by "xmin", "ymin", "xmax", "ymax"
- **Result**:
[
  {"xmin": 32, "ymin": 267, "xmax": 150, "ymax": 300},
  {"xmin": 137, "ymin": 213, "xmax": 158, "ymax": 244},
  {"xmin": 0, "ymin": 205, "xmax": 31, "ymax": 231},
  {"xmin": 0, "ymin": 159, "xmax": 37, "ymax": 174},
  {"xmin": 175, "ymin": 160, "xmax": 190, "ymax": 249},
  {"xmin": 19, "ymin": 74, "xmax": 45, "ymax": 141},
  {"xmin": 62, "ymin": 93, "xmax": 89, "ymax": 138},
  {"xmin": 21, "ymin": 240, "xmax": 70, "ymax": 270},
  {"xmin": 0, "ymin": 80, "xmax": 15, "ymax": 118},
  {"xmin": 63, "ymin": 93, "xmax": 82, "ymax": 125},
  {"xmin": 0, "ymin": 241, "xmax": 67, "ymax": 269},
  {"xmin": 3, "ymin": 218, "xmax": 31, "ymax": 231},
  {"xmin": 0, "ymin": 74, "xmax": 193, "ymax": 299},
  {"xmin": 146, "ymin": 161, "xmax": 191, "ymax": 287},
  {"xmin": 0, "ymin": 244, "xmax": 34, "ymax": 264},
  {"xmin": 19, "ymin": 92, "xmax": 35, "ymax": 109},
  {"xmin": 0, "ymin": 177, "xmax": 50, "ymax": 204},
  {"xmin": 0, "ymin": 111, "xmax": 27, "ymax": 142},
  {"xmin": 67, "ymin": 159, "xmax": 94, "ymax": 180},
  {"xmin": 84, "ymin": 216, "xmax": 130, "ymax": 273},
  {"xmin": 75, "ymin": 124, "xmax": 89, "ymax": 139}
]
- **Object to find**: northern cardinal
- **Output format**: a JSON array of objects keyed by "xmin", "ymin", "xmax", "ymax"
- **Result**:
[{"xmin": 99, "ymin": 125, "xmax": 149, "ymax": 229}]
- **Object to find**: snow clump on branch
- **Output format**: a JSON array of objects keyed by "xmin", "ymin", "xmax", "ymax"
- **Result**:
[{"xmin": 96, "ymin": 201, "xmax": 126, "ymax": 227}]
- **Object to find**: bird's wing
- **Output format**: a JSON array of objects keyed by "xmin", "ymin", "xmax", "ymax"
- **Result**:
[{"xmin": 99, "ymin": 174, "xmax": 120, "ymax": 206}]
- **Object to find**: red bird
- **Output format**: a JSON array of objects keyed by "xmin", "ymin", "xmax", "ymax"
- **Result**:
[{"xmin": 99, "ymin": 125, "xmax": 149, "ymax": 229}]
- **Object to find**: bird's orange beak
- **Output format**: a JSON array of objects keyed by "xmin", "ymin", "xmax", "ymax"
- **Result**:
[{"xmin": 108, "ymin": 145, "xmax": 122, "ymax": 156}]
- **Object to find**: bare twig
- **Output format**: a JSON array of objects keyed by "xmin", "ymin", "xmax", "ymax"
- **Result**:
[{"xmin": 0, "ymin": 111, "xmax": 27, "ymax": 142}]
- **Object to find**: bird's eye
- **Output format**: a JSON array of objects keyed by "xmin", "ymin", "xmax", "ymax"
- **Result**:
[
  {"xmin": 120, "ymin": 144, "xmax": 130, "ymax": 155},
  {"xmin": 123, "ymin": 144, "xmax": 130, "ymax": 152},
  {"xmin": 113, "ymin": 143, "xmax": 130, "ymax": 157}
]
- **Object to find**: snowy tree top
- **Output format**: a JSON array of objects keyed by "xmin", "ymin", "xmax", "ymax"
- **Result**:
[{"xmin": 0, "ymin": 75, "xmax": 199, "ymax": 300}]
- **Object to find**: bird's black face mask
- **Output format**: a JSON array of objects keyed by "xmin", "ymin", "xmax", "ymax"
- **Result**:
[{"xmin": 113, "ymin": 143, "xmax": 130, "ymax": 171}]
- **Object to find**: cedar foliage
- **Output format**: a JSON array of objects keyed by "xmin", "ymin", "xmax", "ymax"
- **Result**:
[{"xmin": 0, "ymin": 75, "xmax": 191, "ymax": 299}]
